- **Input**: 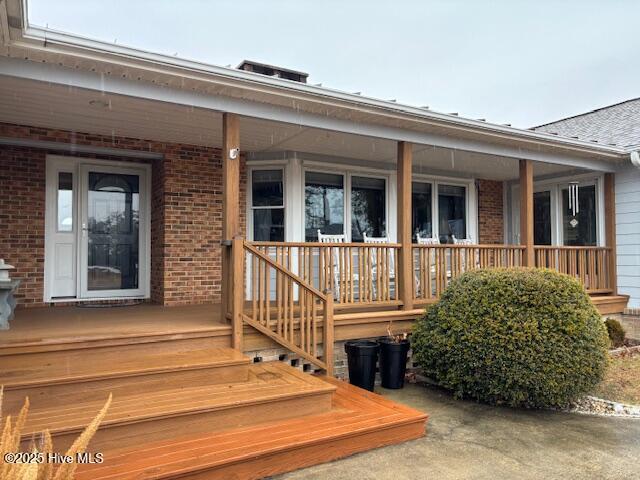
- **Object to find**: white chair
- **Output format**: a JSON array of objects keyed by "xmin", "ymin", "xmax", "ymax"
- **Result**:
[
  {"xmin": 452, "ymin": 235, "xmax": 477, "ymax": 271},
  {"xmin": 318, "ymin": 230, "xmax": 346, "ymax": 244},
  {"xmin": 452, "ymin": 235, "xmax": 474, "ymax": 245},
  {"xmin": 363, "ymin": 233, "xmax": 395, "ymax": 300},
  {"xmin": 318, "ymin": 230, "xmax": 349, "ymax": 301},
  {"xmin": 416, "ymin": 233, "xmax": 440, "ymax": 245}
]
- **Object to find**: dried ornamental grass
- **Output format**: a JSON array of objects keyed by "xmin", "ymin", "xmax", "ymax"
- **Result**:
[{"xmin": 0, "ymin": 386, "xmax": 112, "ymax": 480}]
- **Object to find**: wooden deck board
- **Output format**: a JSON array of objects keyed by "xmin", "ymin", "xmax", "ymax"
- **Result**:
[
  {"xmin": 0, "ymin": 345, "xmax": 248, "ymax": 388},
  {"xmin": 20, "ymin": 363, "xmax": 335, "ymax": 437},
  {"xmin": 75, "ymin": 375, "xmax": 427, "ymax": 480},
  {"xmin": 0, "ymin": 304, "xmax": 230, "ymax": 352}
]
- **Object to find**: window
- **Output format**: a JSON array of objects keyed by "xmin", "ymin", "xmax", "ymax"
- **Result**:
[
  {"xmin": 412, "ymin": 181, "xmax": 432, "ymax": 240},
  {"xmin": 350, "ymin": 176, "xmax": 386, "ymax": 241},
  {"xmin": 438, "ymin": 184, "xmax": 467, "ymax": 243},
  {"xmin": 305, "ymin": 172, "xmax": 344, "ymax": 241},
  {"xmin": 57, "ymin": 172, "xmax": 73, "ymax": 232},
  {"xmin": 533, "ymin": 191, "xmax": 552, "ymax": 245},
  {"xmin": 562, "ymin": 184, "xmax": 597, "ymax": 246},
  {"xmin": 251, "ymin": 169, "xmax": 284, "ymax": 241}
]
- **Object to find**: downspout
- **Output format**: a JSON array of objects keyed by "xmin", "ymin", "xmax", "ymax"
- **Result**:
[{"xmin": 630, "ymin": 150, "xmax": 640, "ymax": 168}]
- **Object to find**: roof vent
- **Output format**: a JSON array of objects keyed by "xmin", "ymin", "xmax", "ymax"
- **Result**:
[{"xmin": 237, "ymin": 60, "xmax": 308, "ymax": 83}]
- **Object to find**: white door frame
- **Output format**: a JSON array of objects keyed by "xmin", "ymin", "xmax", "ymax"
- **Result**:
[{"xmin": 44, "ymin": 155, "xmax": 151, "ymax": 302}]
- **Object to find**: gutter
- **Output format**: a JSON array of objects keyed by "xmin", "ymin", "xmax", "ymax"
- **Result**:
[
  {"xmin": 1, "ymin": 0, "xmax": 631, "ymax": 161},
  {"xmin": 631, "ymin": 151, "xmax": 640, "ymax": 168}
]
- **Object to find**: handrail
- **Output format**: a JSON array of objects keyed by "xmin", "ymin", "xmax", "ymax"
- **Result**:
[
  {"xmin": 251, "ymin": 241, "xmax": 402, "ymax": 248},
  {"xmin": 241, "ymin": 240, "xmax": 334, "ymax": 375},
  {"xmin": 244, "ymin": 242, "xmax": 328, "ymax": 300},
  {"xmin": 413, "ymin": 243, "xmax": 526, "ymax": 249}
]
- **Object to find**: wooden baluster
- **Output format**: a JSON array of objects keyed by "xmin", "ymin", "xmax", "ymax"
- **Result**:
[
  {"xmin": 312, "ymin": 295, "xmax": 318, "ymax": 358},
  {"xmin": 349, "ymin": 246, "xmax": 355, "ymax": 303},
  {"xmin": 307, "ymin": 291, "xmax": 312, "ymax": 354},
  {"xmin": 323, "ymin": 291, "xmax": 334, "ymax": 377},
  {"xmin": 288, "ymin": 276, "xmax": 294, "ymax": 343},
  {"xmin": 266, "ymin": 262, "xmax": 271, "ymax": 328},
  {"xmin": 252, "ymin": 253, "xmax": 258, "ymax": 320},
  {"xmin": 299, "ymin": 285, "xmax": 305, "ymax": 351}
]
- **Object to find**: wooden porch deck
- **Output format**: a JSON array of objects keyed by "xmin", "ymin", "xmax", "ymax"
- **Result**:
[{"xmin": 1, "ymin": 304, "xmax": 427, "ymax": 479}]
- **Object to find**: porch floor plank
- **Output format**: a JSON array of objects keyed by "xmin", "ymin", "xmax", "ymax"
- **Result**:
[{"xmin": 0, "ymin": 304, "xmax": 229, "ymax": 352}]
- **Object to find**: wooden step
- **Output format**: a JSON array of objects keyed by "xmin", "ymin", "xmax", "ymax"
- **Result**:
[
  {"xmin": 75, "ymin": 377, "xmax": 428, "ymax": 480},
  {"xmin": 1, "ymin": 346, "xmax": 250, "ymax": 411},
  {"xmin": 0, "ymin": 304, "xmax": 232, "ymax": 355},
  {"xmin": 20, "ymin": 363, "xmax": 335, "ymax": 452},
  {"xmin": 591, "ymin": 294, "xmax": 630, "ymax": 314}
]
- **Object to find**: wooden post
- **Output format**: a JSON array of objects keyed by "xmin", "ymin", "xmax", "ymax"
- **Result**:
[
  {"xmin": 221, "ymin": 113, "xmax": 241, "ymax": 321},
  {"xmin": 397, "ymin": 141, "xmax": 413, "ymax": 310},
  {"xmin": 519, "ymin": 159, "xmax": 535, "ymax": 267},
  {"xmin": 231, "ymin": 236, "xmax": 244, "ymax": 351},
  {"xmin": 604, "ymin": 173, "xmax": 617, "ymax": 294},
  {"xmin": 323, "ymin": 290, "xmax": 334, "ymax": 377}
]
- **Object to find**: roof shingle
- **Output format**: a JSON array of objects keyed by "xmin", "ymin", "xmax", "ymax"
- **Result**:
[{"xmin": 532, "ymin": 98, "xmax": 640, "ymax": 149}]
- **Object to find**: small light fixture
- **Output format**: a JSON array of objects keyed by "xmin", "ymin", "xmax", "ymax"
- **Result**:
[{"xmin": 229, "ymin": 148, "xmax": 239, "ymax": 160}]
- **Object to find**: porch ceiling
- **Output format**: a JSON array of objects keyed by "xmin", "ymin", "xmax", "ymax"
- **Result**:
[{"xmin": 0, "ymin": 75, "xmax": 582, "ymax": 180}]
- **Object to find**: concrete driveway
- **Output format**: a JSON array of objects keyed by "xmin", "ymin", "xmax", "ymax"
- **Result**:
[{"xmin": 276, "ymin": 383, "xmax": 640, "ymax": 480}]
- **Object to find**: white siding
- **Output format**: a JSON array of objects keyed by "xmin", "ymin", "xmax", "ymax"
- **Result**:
[{"xmin": 616, "ymin": 167, "xmax": 640, "ymax": 308}]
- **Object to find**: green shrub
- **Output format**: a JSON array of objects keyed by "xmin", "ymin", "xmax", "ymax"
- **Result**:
[
  {"xmin": 412, "ymin": 268, "xmax": 609, "ymax": 408},
  {"xmin": 604, "ymin": 318, "xmax": 626, "ymax": 348}
]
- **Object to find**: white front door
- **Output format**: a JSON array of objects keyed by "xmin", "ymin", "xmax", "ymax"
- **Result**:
[{"xmin": 45, "ymin": 156, "xmax": 150, "ymax": 301}]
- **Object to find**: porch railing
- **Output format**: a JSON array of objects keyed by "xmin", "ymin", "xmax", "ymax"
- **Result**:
[
  {"xmin": 238, "ymin": 242, "xmax": 612, "ymax": 322},
  {"xmin": 412, "ymin": 244, "xmax": 526, "ymax": 302},
  {"xmin": 241, "ymin": 241, "xmax": 333, "ymax": 374},
  {"xmin": 249, "ymin": 242, "xmax": 401, "ymax": 308},
  {"xmin": 534, "ymin": 246, "xmax": 613, "ymax": 293}
]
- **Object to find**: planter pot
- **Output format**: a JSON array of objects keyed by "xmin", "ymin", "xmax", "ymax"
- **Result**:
[
  {"xmin": 378, "ymin": 338, "xmax": 410, "ymax": 389},
  {"xmin": 344, "ymin": 340, "xmax": 379, "ymax": 392}
]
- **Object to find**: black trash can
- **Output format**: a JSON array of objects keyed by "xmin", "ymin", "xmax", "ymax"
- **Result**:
[
  {"xmin": 344, "ymin": 340, "xmax": 379, "ymax": 391},
  {"xmin": 378, "ymin": 338, "xmax": 410, "ymax": 389}
]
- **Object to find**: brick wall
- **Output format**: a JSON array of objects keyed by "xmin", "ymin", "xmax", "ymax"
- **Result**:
[
  {"xmin": 477, "ymin": 179, "xmax": 504, "ymax": 244},
  {"xmin": 0, "ymin": 123, "xmax": 246, "ymax": 307}
]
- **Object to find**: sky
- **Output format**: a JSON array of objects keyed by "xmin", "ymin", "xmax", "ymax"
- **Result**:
[{"xmin": 27, "ymin": 0, "xmax": 640, "ymax": 128}]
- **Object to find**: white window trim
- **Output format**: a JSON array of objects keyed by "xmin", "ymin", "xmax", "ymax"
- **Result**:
[
  {"xmin": 247, "ymin": 165, "xmax": 286, "ymax": 242},
  {"xmin": 44, "ymin": 154, "xmax": 151, "ymax": 303}
]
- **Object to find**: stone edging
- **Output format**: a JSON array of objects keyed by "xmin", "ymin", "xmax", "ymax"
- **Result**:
[
  {"xmin": 569, "ymin": 396, "xmax": 640, "ymax": 418},
  {"xmin": 609, "ymin": 345, "xmax": 640, "ymax": 357}
]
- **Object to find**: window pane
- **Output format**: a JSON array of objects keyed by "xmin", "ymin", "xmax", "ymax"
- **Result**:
[
  {"xmin": 562, "ymin": 185, "xmax": 597, "ymax": 246},
  {"xmin": 351, "ymin": 176, "xmax": 386, "ymax": 242},
  {"xmin": 253, "ymin": 208, "xmax": 284, "ymax": 241},
  {"xmin": 252, "ymin": 170, "xmax": 283, "ymax": 207},
  {"xmin": 305, "ymin": 172, "xmax": 344, "ymax": 241},
  {"xmin": 57, "ymin": 172, "xmax": 73, "ymax": 232},
  {"xmin": 87, "ymin": 172, "xmax": 140, "ymax": 290},
  {"xmin": 438, "ymin": 184, "xmax": 466, "ymax": 244},
  {"xmin": 412, "ymin": 182, "xmax": 432, "ymax": 240},
  {"xmin": 534, "ymin": 191, "xmax": 552, "ymax": 245}
]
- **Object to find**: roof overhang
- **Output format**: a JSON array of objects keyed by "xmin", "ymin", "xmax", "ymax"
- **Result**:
[{"xmin": 0, "ymin": 0, "xmax": 632, "ymax": 173}]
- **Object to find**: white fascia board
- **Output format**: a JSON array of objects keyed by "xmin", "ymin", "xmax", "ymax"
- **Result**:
[{"xmin": 0, "ymin": 55, "xmax": 621, "ymax": 173}]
